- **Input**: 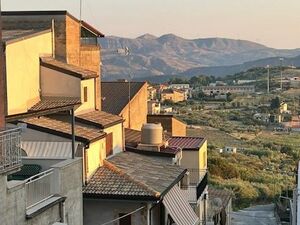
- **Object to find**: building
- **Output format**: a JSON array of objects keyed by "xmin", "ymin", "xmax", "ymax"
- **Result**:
[
  {"xmin": 161, "ymin": 89, "xmax": 186, "ymax": 103},
  {"xmin": 236, "ymin": 80, "xmax": 256, "ymax": 85},
  {"xmin": 201, "ymin": 85, "xmax": 255, "ymax": 96},
  {"xmin": 207, "ymin": 187, "xmax": 233, "ymax": 225},
  {"xmin": 83, "ymin": 151, "xmax": 199, "ymax": 225},
  {"xmin": 280, "ymin": 102, "xmax": 288, "ymax": 114},
  {"xmin": 124, "ymin": 125, "xmax": 208, "ymax": 224},
  {"xmin": 169, "ymin": 83, "xmax": 190, "ymax": 89},
  {"xmin": 0, "ymin": 127, "xmax": 83, "ymax": 225},
  {"xmin": 2, "ymin": 11, "xmax": 104, "ymax": 115},
  {"xmin": 147, "ymin": 114, "xmax": 187, "ymax": 136},
  {"xmin": 102, "ymin": 81, "xmax": 148, "ymax": 130},
  {"xmin": 147, "ymin": 85, "xmax": 157, "ymax": 100},
  {"xmin": 147, "ymin": 100, "xmax": 161, "ymax": 115}
]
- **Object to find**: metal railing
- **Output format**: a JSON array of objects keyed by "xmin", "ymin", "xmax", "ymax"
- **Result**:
[
  {"xmin": 187, "ymin": 168, "xmax": 207, "ymax": 185},
  {"xmin": 25, "ymin": 169, "xmax": 56, "ymax": 208},
  {"xmin": 0, "ymin": 128, "xmax": 22, "ymax": 173},
  {"xmin": 80, "ymin": 37, "xmax": 99, "ymax": 46}
]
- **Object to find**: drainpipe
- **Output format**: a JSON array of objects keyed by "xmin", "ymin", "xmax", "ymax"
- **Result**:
[
  {"xmin": 59, "ymin": 201, "xmax": 66, "ymax": 223},
  {"xmin": 148, "ymin": 201, "xmax": 160, "ymax": 225},
  {"xmin": 51, "ymin": 19, "xmax": 55, "ymax": 58},
  {"xmin": 0, "ymin": 2, "xmax": 6, "ymax": 129},
  {"xmin": 70, "ymin": 108, "xmax": 75, "ymax": 159}
]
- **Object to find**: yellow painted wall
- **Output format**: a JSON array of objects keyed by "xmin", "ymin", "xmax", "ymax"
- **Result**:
[
  {"xmin": 121, "ymin": 84, "xmax": 147, "ymax": 130},
  {"xmin": 41, "ymin": 66, "xmax": 81, "ymax": 97},
  {"xmin": 199, "ymin": 140, "xmax": 207, "ymax": 170},
  {"xmin": 6, "ymin": 31, "xmax": 53, "ymax": 115},
  {"xmin": 86, "ymin": 139, "xmax": 106, "ymax": 180},
  {"xmin": 76, "ymin": 79, "xmax": 96, "ymax": 114},
  {"xmin": 103, "ymin": 123, "xmax": 124, "ymax": 154}
]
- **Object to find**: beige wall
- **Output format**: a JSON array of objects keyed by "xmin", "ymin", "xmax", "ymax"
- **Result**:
[
  {"xmin": 66, "ymin": 15, "xmax": 80, "ymax": 65},
  {"xmin": 103, "ymin": 123, "xmax": 124, "ymax": 154},
  {"xmin": 181, "ymin": 140, "xmax": 207, "ymax": 171},
  {"xmin": 85, "ymin": 139, "xmax": 106, "ymax": 180},
  {"xmin": 172, "ymin": 118, "xmax": 187, "ymax": 136},
  {"xmin": 161, "ymin": 91, "xmax": 185, "ymax": 103},
  {"xmin": 121, "ymin": 84, "xmax": 147, "ymax": 130},
  {"xmin": 76, "ymin": 79, "xmax": 96, "ymax": 114},
  {"xmin": 6, "ymin": 32, "xmax": 53, "ymax": 115},
  {"xmin": 40, "ymin": 66, "xmax": 81, "ymax": 97}
]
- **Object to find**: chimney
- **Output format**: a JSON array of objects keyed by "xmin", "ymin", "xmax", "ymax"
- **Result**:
[{"xmin": 0, "ymin": 3, "xmax": 6, "ymax": 128}]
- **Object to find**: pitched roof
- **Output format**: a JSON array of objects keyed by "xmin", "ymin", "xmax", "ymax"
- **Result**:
[
  {"xmin": 76, "ymin": 111, "xmax": 123, "ymax": 129},
  {"xmin": 107, "ymin": 151, "xmax": 186, "ymax": 197},
  {"xmin": 40, "ymin": 57, "xmax": 98, "ymax": 80},
  {"xmin": 2, "ymin": 29, "xmax": 51, "ymax": 43},
  {"xmin": 125, "ymin": 128, "xmax": 141, "ymax": 145},
  {"xmin": 83, "ymin": 162, "xmax": 157, "ymax": 200},
  {"xmin": 83, "ymin": 152, "xmax": 186, "ymax": 200},
  {"xmin": 101, "ymin": 81, "xmax": 146, "ymax": 115},
  {"xmin": 29, "ymin": 96, "xmax": 81, "ymax": 112},
  {"xmin": 167, "ymin": 136, "xmax": 206, "ymax": 150},
  {"xmin": 22, "ymin": 116, "xmax": 106, "ymax": 143}
]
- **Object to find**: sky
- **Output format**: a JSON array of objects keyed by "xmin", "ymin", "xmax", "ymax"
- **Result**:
[{"xmin": 2, "ymin": 0, "xmax": 300, "ymax": 49}]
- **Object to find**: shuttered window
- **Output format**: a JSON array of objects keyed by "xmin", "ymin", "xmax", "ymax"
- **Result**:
[
  {"xmin": 84, "ymin": 87, "xmax": 88, "ymax": 102},
  {"xmin": 106, "ymin": 133, "xmax": 113, "ymax": 156}
]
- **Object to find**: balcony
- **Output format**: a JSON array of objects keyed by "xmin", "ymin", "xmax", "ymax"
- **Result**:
[
  {"xmin": 181, "ymin": 169, "xmax": 208, "ymax": 202},
  {"xmin": 80, "ymin": 37, "xmax": 99, "ymax": 46},
  {"xmin": 25, "ymin": 169, "xmax": 56, "ymax": 209},
  {"xmin": 0, "ymin": 128, "xmax": 22, "ymax": 174}
]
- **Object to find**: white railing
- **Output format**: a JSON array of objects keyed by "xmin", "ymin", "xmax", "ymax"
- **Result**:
[
  {"xmin": 25, "ymin": 169, "xmax": 56, "ymax": 208},
  {"xmin": 0, "ymin": 128, "xmax": 21, "ymax": 172}
]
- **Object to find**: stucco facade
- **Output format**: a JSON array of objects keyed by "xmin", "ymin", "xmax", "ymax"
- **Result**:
[
  {"xmin": 5, "ymin": 31, "xmax": 53, "ymax": 115},
  {"xmin": 161, "ymin": 90, "xmax": 186, "ymax": 103},
  {"xmin": 103, "ymin": 123, "xmax": 124, "ymax": 155},
  {"xmin": 121, "ymin": 83, "xmax": 148, "ymax": 130},
  {"xmin": 0, "ymin": 158, "xmax": 83, "ymax": 225}
]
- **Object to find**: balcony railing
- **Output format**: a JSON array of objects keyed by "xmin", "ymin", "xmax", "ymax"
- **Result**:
[
  {"xmin": 181, "ymin": 169, "xmax": 208, "ymax": 202},
  {"xmin": 0, "ymin": 128, "xmax": 22, "ymax": 173},
  {"xmin": 188, "ymin": 168, "xmax": 207, "ymax": 185},
  {"xmin": 80, "ymin": 37, "xmax": 99, "ymax": 46},
  {"xmin": 25, "ymin": 169, "xmax": 56, "ymax": 208}
]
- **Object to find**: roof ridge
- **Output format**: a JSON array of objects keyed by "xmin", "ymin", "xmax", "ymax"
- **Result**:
[{"xmin": 103, "ymin": 160, "xmax": 160, "ymax": 197}]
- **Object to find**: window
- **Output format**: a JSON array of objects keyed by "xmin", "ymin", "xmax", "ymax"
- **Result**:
[
  {"xmin": 83, "ymin": 87, "xmax": 88, "ymax": 102},
  {"xmin": 119, "ymin": 213, "xmax": 131, "ymax": 225}
]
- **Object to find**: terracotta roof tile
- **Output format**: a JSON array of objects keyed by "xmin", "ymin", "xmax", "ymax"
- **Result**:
[
  {"xmin": 107, "ymin": 151, "xmax": 186, "ymax": 196},
  {"xmin": 83, "ymin": 163, "xmax": 156, "ymax": 199},
  {"xmin": 29, "ymin": 96, "xmax": 81, "ymax": 112},
  {"xmin": 167, "ymin": 136, "xmax": 205, "ymax": 150},
  {"xmin": 41, "ymin": 57, "xmax": 98, "ymax": 80},
  {"xmin": 22, "ymin": 116, "xmax": 105, "ymax": 143},
  {"xmin": 76, "ymin": 111, "xmax": 123, "ymax": 128},
  {"xmin": 101, "ymin": 82, "xmax": 146, "ymax": 115}
]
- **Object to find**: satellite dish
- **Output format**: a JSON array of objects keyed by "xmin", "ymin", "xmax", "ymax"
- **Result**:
[{"xmin": 212, "ymin": 197, "xmax": 223, "ymax": 209}]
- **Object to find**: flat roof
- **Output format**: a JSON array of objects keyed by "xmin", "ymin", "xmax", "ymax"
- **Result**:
[
  {"xmin": 167, "ymin": 136, "xmax": 206, "ymax": 150},
  {"xmin": 2, "ymin": 29, "xmax": 51, "ymax": 44}
]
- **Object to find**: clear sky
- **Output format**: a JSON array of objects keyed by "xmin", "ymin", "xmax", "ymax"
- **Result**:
[{"xmin": 2, "ymin": 0, "xmax": 300, "ymax": 49}]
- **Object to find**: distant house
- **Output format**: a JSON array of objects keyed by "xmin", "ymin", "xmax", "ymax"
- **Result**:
[
  {"xmin": 201, "ymin": 85, "xmax": 255, "ymax": 95},
  {"xmin": 169, "ymin": 83, "xmax": 190, "ymax": 89},
  {"xmin": 280, "ymin": 102, "xmax": 288, "ymax": 113},
  {"xmin": 147, "ymin": 85, "xmax": 157, "ymax": 100},
  {"xmin": 161, "ymin": 89, "xmax": 186, "ymax": 102},
  {"xmin": 102, "ymin": 81, "xmax": 148, "ymax": 130},
  {"xmin": 223, "ymin": 146, "xmax": 237, "ymax": 154},
  {"xmin": 147, "ymin": 100, "xmax": 161, "ymax": 115}
]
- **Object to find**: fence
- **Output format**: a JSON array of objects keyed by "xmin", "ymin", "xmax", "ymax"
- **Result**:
[
  {"xmin": 25, "ymin": 169, "xmax": 56, "ymax": 208},
  {"xmin": 0, "ymin": 128, "xmax": 21, "ymax": 172}
]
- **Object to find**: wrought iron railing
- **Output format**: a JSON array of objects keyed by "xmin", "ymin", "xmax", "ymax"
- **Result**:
[
  {"xmin": 0, "ymin": 128, "xmax": 22, "ymax": 173},
  {"xmin": 25, "ymin": 169, "xmax": 56, "ymax": 208}
]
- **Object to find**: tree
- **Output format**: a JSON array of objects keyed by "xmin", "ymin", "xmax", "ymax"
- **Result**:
[{"xmin": 270, "ymin": 97, "xmax": 280, "ymax": 110}]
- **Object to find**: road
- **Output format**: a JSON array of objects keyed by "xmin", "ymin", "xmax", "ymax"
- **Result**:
[{"xmin": 231, "ymin": 204, "xmax": 278, "ymax": 225}]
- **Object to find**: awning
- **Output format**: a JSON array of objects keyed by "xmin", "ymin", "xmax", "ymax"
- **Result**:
[
  {"xmin": 21, "ymin": 141, "xmax": 79, "ymax": 159},
  {"xmin": 163, "ymin": 185, "xmax": 199, "ymax": 225}
]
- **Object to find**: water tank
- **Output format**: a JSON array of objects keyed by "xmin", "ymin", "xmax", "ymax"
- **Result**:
[{"xmin": 141, "ymin": 123, "xmax": 163, "ymax": 145}]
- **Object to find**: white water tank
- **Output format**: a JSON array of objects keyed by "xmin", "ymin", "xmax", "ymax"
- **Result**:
[{"xmin": 141, "ymin": 123, "xmax": 163, "ymax": 145}]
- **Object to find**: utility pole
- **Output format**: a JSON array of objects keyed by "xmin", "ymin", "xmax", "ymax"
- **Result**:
[
  {"xmin": 279, "ymin": 58, "xmax": 284, "ymax": 91},
  {"xmin": 0, "ymin": 1, "xmax": 6, "ymax": 128},
  {"xmin": 124, "ymin": 47, "xmax": 132, "ymax": 129},
  {"xmin": 266, "ymin": 65, "xmax": 270, "ymax": 94}
]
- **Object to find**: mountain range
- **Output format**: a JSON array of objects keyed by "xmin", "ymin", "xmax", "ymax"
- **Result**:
[{"xmin": 99, "ymin": 34, "xmax": 300, "ymax": 80}]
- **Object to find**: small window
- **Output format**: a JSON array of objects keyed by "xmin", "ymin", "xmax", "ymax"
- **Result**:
[{"xmin": 83, "ymin": 87, "xmax": 88, "ymax": 102}]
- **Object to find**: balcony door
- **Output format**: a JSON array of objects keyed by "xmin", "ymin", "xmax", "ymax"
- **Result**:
[{"xmin": 106, "ymin": 133, "xmax": 113, "ymax": 156}]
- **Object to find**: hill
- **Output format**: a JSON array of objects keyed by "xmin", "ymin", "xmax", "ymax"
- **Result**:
[{"xmin": 99, "ymin": 34, "xmax": 300, "ymax": 80}]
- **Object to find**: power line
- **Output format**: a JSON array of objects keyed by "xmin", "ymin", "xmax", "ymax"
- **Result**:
[{"xmin": 99, "ymin": 206, "xmax": 146, "ymax": 225}]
